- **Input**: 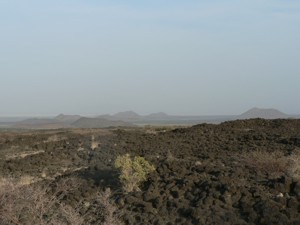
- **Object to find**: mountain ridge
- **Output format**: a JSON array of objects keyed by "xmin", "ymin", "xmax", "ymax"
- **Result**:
[
  {"xmin": 71, "ymin": 117, "xmax": 135, "ymax": 128},
  {"xmin": 55, "ymin": 114, "xmax": 81, "ymax": 124},
  {"xmin": 4, "ymin": 108, "xmax": 299, "ymax": 129}
]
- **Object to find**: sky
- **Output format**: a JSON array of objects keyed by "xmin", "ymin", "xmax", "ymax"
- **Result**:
[{"xmin": 0, "ymin": 0, "xmax": 300, "ymax": 116}]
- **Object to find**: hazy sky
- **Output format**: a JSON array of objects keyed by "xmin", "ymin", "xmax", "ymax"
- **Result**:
[{"xmin": 1, "ymin": 0, "xmax": 299, "ymax": 116}]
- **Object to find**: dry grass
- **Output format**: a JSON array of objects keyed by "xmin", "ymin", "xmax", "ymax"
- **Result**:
[
  {"xmin": 0, "ymin": 177, "xmax": 84, "ymax": 225},
  {"xmin": 91, "ymin": 141, "xmax": 99, "ymax": 150},
  {"xmin": 239, "ymin": 150, "xmax": 300, "ymax": 179},
  {"xmin": 0, "ymin": 177, "xmax": 124, "ymax": 225},
  {"xmin": 18, "ymin": 175, "xmax": 38, "ymax": 185},
  {"xmin": 44, "ymin": 135, "xmax": 67, "ymax": 143},
  {"xmin": 98, "ymin": 188, "xmax": 124, "ymax": 225},
  {"xmin": 287, "ymin": 151, "xmax": 300, "ymax": 180},
  {"xmin": 90, "ymin": 135, "xmax": 100, "ymax": 150},
  {"xmin": 239, "ymin": 150, "xmax": 289, "ymax": 178}
]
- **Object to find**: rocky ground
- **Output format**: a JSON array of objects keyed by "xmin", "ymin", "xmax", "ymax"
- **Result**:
[{"xmin": 1, "ymin": 119, "xmax": 300, "ymax": 225}]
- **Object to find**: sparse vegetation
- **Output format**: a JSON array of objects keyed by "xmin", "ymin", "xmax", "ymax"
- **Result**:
[
  {"xmin": 2, "ymin": 119, "xmax": 300, "ymax": 224},
  {"xmin": 0, "ymin": 177, "xmax": 124, "ymax": 225},
  {"xmin": 0, "ymin": 177, "xmax": 84, "ymax": 225},
  {"xmin": 239, "ymin": 150, "xmax": 300, "ymax": 179},
  {"xmin": 287, "ymin": 151, "xmax": 300, "ymax": 180},
  {"xmin": 115, "ymin": 154, "xmax": 155, "ymax": 192},
  {"xmin": 240, "ymin": 150, "xmax": 287, "ymax": 178},
  {"xmin": 97, "ymin": 188, "xmax": 124, "ymax": 225},
  {"xmin": 91, "ymin": 141, "xmax": 99, "ymax": 150}
]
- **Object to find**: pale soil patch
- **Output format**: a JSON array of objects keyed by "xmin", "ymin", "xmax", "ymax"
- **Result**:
[
  {"xmin": 0, "ymin": 175, "xmax": 41, "ymax": 187},
  {"xmin": 91, "ymin": 140, "xmax": 100, "ymax": 150},
  {"xmin": 18, "ymin": 175, "xmax": 40, "ymax": 186},
  {"xmin": 6, "ymin": 149, "xmax": 45, "ymax": 160},
  {"xmin": 40, "ymin": 166, "xmax": 88, "ymax": 180},
  {"xmin": 71, "ymin": 128, "xmax": 112, "ymax": 136},
  {"xmin": 44, "ymin": 134, "xmax": 68, "ymax": 143}
]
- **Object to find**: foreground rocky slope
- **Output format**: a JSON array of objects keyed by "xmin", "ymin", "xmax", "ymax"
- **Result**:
[{"xmin": 1, "ymin": 119, "xmax": 300, "ymax": 224}]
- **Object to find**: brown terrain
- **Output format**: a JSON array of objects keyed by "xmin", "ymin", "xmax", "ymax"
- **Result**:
[{"xmin": 1, "ymin": 119, "xmax": 300, "ymax": 224}]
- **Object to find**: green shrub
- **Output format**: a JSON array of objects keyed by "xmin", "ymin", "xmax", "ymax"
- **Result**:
[{"xmin": 115, "ymin": 154, "xmax": 155, "ymax": 192}]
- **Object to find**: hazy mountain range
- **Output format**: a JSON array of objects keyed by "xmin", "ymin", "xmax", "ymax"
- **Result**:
[
  {"xmin": 97, "ymin": 111, "xmax": 235, "ymax": 123},
  {"xmin": 7, "ymin": 114, "xmax": 135, "ymax": 129},
  {"xmin": 0, "ymin": 108, "xmax": 299, "ymax": 129},
  {"xmin": 71, "ymin": 117, "xmax": 135, "ymax": 128}
]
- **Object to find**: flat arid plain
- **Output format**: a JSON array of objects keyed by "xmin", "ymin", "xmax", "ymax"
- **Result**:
[{"xmin": 1, "ymin": 118, "xmax": 300, "ymax": 224}]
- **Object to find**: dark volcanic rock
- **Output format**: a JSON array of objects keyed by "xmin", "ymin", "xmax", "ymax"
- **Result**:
[{"xmin": 1, "ymin": 119, "xmax": 300, "ymax": 224}]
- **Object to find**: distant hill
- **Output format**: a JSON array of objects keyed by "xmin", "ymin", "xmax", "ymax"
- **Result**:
[
  {"xmin": 55, "ymin": 114, "xmax": 81, "ymax": 124},
  {"xmin": 98, "ymin": 111, "xmax": 141, "ymax": 122},
  {"xmin": 97, "ymin": 111, "xmax": 236, "ymax": 125},
  {"xmin": 98, "ymin": 111, "xmax": 174, "ymax": 122},
  {"xmin": 71, "ymin": 117, "xmax": 135, "ymax": 128},
  {"xmin": 145, "ymin": 112, "xmax": 170, "ymax": 120},
  {"xmin": 239, "ymin": 107, "xmax": 289, "ymax": 119},
  {"xmin": 10, "ymin": 115, "xmax": 135, "ymax": 129},
  {"xmin": 12, "ymin": 118, "xmax": 68, "ymax": 129},
  {"xmin": 113, "ymin": 111, "xmax": 141, "ymax": 119}
]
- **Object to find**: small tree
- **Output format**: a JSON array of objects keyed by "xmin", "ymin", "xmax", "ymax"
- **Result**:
[{"xmin": 115, "ymin": 154, "xmax": 155, "ymax": 192}]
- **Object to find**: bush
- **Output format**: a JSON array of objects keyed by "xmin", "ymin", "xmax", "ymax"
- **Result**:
[
  {"xmin": 287, "ymin": 152, "xmax": 300, "ymax": 180},
  {"xmin": 0, "ymin": 177, "xmax": 124, "ymax": 225},
  {"xmin": 0, "ymin": 177, "xmax": 84, "ymax": 225},
  {"xmin": 239, "ymin": 150, "xmax": 288, "ymax": 179},
  {"xmin": 97, "ymin": 188, "xmax": 124, "ymax": 225},
  {"xmin": 115, "ymin": 154, "xmax": 155, "ymax": 192}
]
